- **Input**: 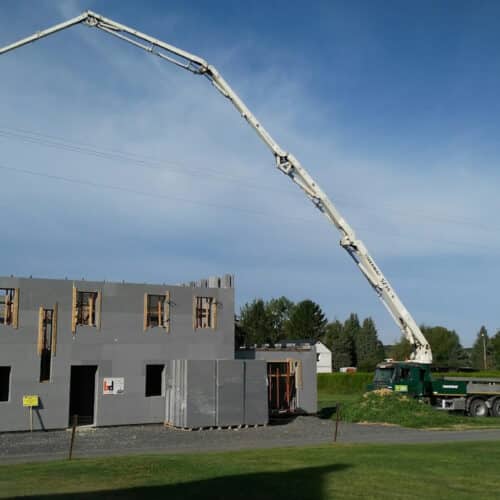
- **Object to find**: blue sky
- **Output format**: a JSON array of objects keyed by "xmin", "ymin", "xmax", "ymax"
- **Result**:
[{"xmin": 1, "ymin": 0, "xmax": 500, "ymax": 346}]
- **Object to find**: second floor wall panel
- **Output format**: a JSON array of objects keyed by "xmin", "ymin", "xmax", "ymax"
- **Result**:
[{"xmin": 0, "ymin": 277, "xmax": 235, "ymax": 360}]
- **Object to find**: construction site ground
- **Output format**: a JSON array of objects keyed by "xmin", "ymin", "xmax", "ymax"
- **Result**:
[{"xmin": 2, "ymin": 415, "xmax": 500, "ymax": 464}]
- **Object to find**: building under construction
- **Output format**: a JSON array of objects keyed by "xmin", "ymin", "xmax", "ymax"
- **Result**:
[{"xmin": 0, "ymin": 275, "xmax": 316, "ymax": 432}]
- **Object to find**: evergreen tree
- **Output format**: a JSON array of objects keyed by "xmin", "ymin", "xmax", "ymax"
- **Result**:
[
  {"xmin": 491, "ymin": 331, "xmax": 500, "ymax": 370},
  {"xmin": 284, "ymin": 299, "xmax": 327, "ymax": 341},
  {"xmin": 343, "ymin": 313, "xmax": 361, "ymax": 366},
  {"xmin": 239, "ymin": 299, "xmax": 273, "ymax": 345},
  {"xmin": 325, "ymin": 320, "xmax": 354, "ymax": 370},
  {"xmin": 355, "ymin": 317, "xmax": 385, "ymax": 371},
  {"xmin": 471, "ymin": 326, "xmax": 494, "ymax": 370}
]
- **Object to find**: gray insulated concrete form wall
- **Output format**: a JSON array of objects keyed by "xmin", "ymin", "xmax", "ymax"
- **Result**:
[
  {"xmin": 0, "ymin": 276, "xmax": 234, "ymax": 432},
  {"xmin": 165, "ymin": 360, "xmax": 268, "ymax": 428},
  {"xmin": 236, "ymin": 347, "xmax": 317, "ymax": 414}
]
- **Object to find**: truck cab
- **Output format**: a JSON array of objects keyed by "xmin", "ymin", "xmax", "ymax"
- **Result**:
[{"xmin": 371, "ymin": 361, "xmax": 433, "ymax": 398}]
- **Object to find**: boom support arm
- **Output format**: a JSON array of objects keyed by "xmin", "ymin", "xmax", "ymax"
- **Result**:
[{"xmin": 0, "ymin": 10, "xmax": 433, "ymax": 363}]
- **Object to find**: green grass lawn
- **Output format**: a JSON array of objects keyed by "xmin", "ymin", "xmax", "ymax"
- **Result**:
[{"xmin": 1, "ymin": 442, "xmax": 499, "ymax": 499}]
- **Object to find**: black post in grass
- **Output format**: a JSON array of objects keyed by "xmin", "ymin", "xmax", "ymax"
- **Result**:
[
  {"xmin": 68, "ymin": 415, "xmax": 77, "ymax": 460},
  {"xmin": 334, "ymin": 403, "xmax": 341, "ymax": 442}
]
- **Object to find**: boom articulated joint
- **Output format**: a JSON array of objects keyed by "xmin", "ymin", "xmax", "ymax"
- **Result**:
[
  {"xmin": 84, "ymin": 12, "xmax": 98, "ymax": 27},
  {"xmin": 276, "ymin": 155, "xmax": 294, "ymax": 175},
  {"xmin": 340, "ymin": 235, "xmax": 357, "ymax": 251},
  {"xmin": 311, "ymin": 196, "xmax": 325, "ymax": 212}
]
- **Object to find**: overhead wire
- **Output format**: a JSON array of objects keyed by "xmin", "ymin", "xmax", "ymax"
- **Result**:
[
  {"xmin": 0, "ymin": 163, "xmax": 314, "ymax": 223},
  {"xmin": 1, "ymin": 162, "xmax": 498, "ymax": 252},
  {"xmin": 0, "ymin": 125, "xmax": 497, "ymax": 235},
  {"xmin": 0, "ymin": 126, "xmax": 288, "ymax": 194}
]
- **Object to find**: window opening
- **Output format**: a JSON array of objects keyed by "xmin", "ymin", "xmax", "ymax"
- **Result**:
[
  {"xmin": 145, "ymin": 364, "xmax": 164, "ymax": 397},
  {"xmin": 72, "ymin": 286, "xmax": 101, "ymax": 333},
  {"xmin": 0, "ymin": 288, "xmax": 19, "ymax": 328},
  {"xmin": 38, "ymin": 305, "xmax": 57, "ymax": 382},
  {"xmin": 143, "ymin": 292, "xmax": 170, "ymax": 331},
  {"xmin": 193, "ymin": 296, "xmax": 217, "ymax": 329},
  {"xmin": 0, "ymin": 366, "xmax": 11, "ymax": 402}
]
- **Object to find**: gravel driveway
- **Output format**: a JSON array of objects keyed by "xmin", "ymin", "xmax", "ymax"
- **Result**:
[{"xmin": 1, "ymin": 416, "xmax": 500, "ymax": 464}]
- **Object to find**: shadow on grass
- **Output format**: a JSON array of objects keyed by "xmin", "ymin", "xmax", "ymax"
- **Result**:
[
  {"xmin": 317, "ymin": 406, "xmax": 338, "ymax": 419},
  {"xmin": 12, "ymin": 463, "xmax": 351, "ymax": 500}
]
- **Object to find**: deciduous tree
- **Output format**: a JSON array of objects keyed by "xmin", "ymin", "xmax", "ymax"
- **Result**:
[
  {"xmin": 266, "ymin": 296, "xmax": 294, "ymax": 343},
  {"xmin": 420, "ymin": 326, "xmax": 468, "ymax": 368}
]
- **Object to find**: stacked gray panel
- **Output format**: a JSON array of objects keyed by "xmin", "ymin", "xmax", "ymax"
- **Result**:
[
  {"xmin": 165, "ymin": 359, "xmax": 187, "ymax": 428},
  {"xmin": 244, "ymin": 360, "xmax": 268, "ymax": 425},
  {"xmin": 187, "ymin": 360, "xmax": 216, "ymax": 427},
  {"xmin": 165, "ymin": 360, "xmax": 216, "ymax": 428},
  {"xmin": 216, "ymin": 360, "xmax": 244, "ymax": 426},
  {"xmin": 166, "ymin": 360, "xmax": 268, "ymax": 428}
]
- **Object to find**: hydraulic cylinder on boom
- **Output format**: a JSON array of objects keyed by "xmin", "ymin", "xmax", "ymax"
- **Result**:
[{"xmin": 0, "ymin": 10, "xmax": 433, "ymax": 364}]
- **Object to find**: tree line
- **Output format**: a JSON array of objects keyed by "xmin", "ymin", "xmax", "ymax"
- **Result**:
[
  {"xmin": 236, "ymin": 297, "xmax": 385, "ymax": 371},
  {"xmin": 237, "ymin": 297, "xmax": 500, "ymax": 371},
  {"xmin": 391, "ymin": 325, "xmax": 500, "ymax": 371}
]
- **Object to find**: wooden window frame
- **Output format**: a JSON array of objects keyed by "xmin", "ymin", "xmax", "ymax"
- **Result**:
[
  {"xmin": 37, "ymin": 305, "xmax": 58, "ymax": 356},
  {"xmin": 143, "ymin": 292, "xmax": 170, "ymax": 332},
  {"xmin": 193, "ymin": 296, "xmax": 217, "ymax": 330},
  {"xmin": 37, "ymin": 305, "xmax": 58, "ymax": 382},
  {"xmin": 71, "ymin": 286, "xmax": 102, "ymax": 334},
  {"xmin": 0, "ymin": 288, "xmax": 19, "ymax": 328}
]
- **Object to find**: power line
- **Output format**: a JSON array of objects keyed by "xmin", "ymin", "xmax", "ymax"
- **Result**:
[
  {"xmin": 0, "ymin": 163, "xmax": 313, "ymax": 223},
  {"xmin": 0, "ymin": 126, "xmax": 288, "ymax": 194},
  {"xmin": 0, "ymin": 125, "xmax": 497, "ymax": 234},
  {"xmin": 2, "ymin": 162, "xmax": 497, "ymax": 252}
]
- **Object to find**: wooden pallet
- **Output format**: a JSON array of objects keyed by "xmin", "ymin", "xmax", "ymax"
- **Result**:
[{"xmin": 164, "ymin": 422, "xmax": 267, "ymax": 431}]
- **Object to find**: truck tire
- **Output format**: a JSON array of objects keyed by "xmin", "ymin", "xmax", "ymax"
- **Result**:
[
  {"xmin": 469, "ymin": 398, "xmax": 489, "ymax": 417},
  {"xmin": 491, "ymin": 398, "xmax": 500, "ymax": 418}
]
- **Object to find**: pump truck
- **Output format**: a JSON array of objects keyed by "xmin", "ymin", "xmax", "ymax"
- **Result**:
[
  {"xmin": 3, "ymin": 11, "xmax": 499, "ymax": 416},
  {"xmin": 372, "ymin": 361, "xmax": 500, "ymax": 417}
]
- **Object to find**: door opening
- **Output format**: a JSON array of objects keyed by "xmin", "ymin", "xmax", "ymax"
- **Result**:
[
  {"xmin": 69, "ymin": 365, "xmax": 97, "ymax": 426},
  {"xmin": 267, "ymin": 362, "xmax": 297, "ymax": 414}
]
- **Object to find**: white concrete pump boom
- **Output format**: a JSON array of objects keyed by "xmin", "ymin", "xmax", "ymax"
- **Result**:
[{"xmin": 0, "ymin": 10, "xmax": 433, "ymax": 363}]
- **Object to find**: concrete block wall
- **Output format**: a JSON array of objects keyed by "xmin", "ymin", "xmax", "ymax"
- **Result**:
[{"xmin": 0, "ymin": 276, "xmax": 234, "ymax": 432}]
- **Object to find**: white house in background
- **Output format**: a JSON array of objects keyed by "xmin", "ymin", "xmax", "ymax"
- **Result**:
[
  {"xmin": 315, "ymin": 341, "xmax": 332, "ymax": 373},
  {"xmin": 278, "ymin": 339, "xmax": 332, "ymax": 373}
]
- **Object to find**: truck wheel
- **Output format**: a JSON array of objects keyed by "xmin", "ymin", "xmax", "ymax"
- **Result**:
[
  {"xmin": 469, "ymin": 398, "xmax": 489, "ymax": 417},
  {"xmin": 491, "ymin": 398, "xmax": 500, "ymax": 418}
]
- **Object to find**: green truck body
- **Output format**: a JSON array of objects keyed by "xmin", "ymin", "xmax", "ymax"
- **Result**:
[{"xmin": 371, "ymin": 362, "xmax": 500, "ymax": 417}]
